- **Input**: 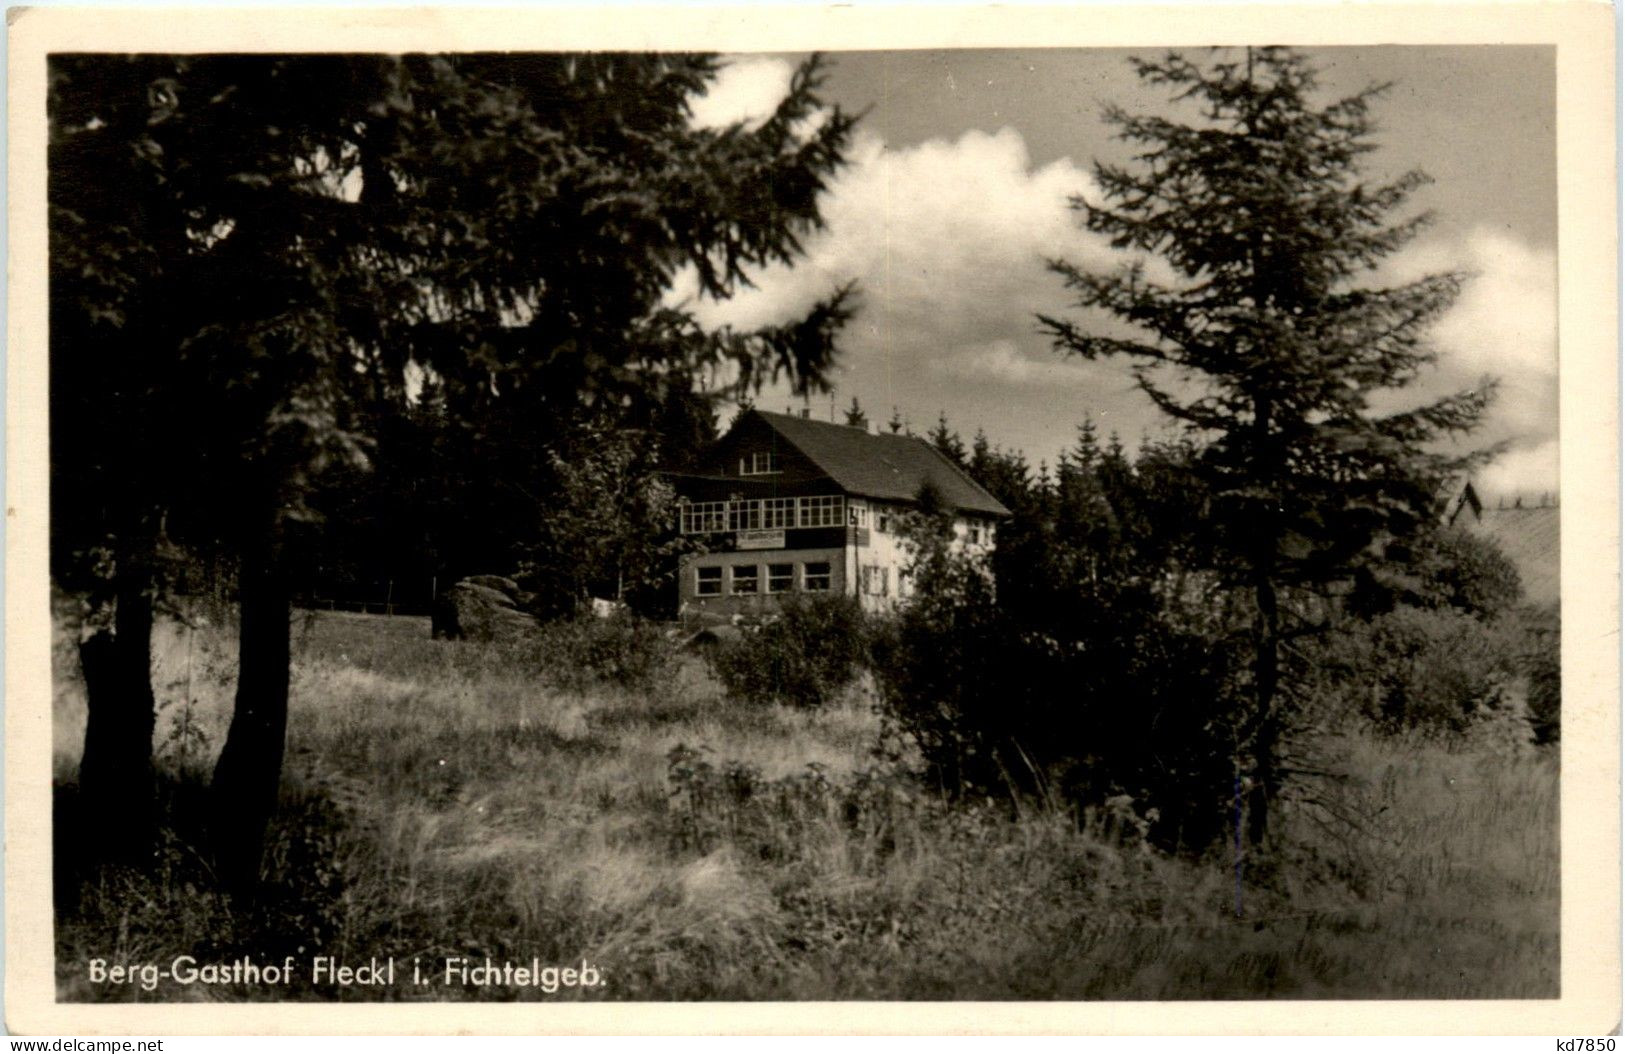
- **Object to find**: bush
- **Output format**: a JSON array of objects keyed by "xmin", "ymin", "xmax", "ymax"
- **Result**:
[
  {"xmin": 529, "ymin": 613, "xmax": 675, "ymax": 693},
  {"xmin": 1353, "ymin": 527, "xmax": 1524, "ymax": 621},
  {"xmin": 1518, "ymin": 606, "xmax": 1560, "ymax": 745},
  {"xmin": 708, "ymin": 594, "xmax": 871, "ymax": 708},
  {"xmin": 873, "ymin": 540, "xmax": 1249, "ymax": 853},
  {"xmin": 1419, "ymin": 528, "xmax": 1524, "ymax": 619},
  {"xmin": 868, "ymin": 548, "xmax": 1010, "ymax": 796},
  {"xmin": 1306, "ymin": 606, "xmax": 1521, "ymax": 739}
]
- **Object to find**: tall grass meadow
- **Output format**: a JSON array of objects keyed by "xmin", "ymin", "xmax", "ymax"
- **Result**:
[{"xmin": 53, "ymin": 601, "xmax": 1557, "ymax": 1001}]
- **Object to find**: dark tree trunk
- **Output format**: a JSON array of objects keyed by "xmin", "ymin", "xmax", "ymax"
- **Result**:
[
  {"xmin": 209, "ymin": 517, "xmax": 291, "ymax": 894},
  {"xmin": 1244, "ymin": 389, "xmax": 1283, "ymax": 849},
  {"xmin": 76, "ymin": 554, "xmax": 158, "ymax": 865},
  {"xmin": 1246, "ymin": 571, "xmax": 1281, "ymax": 848}
]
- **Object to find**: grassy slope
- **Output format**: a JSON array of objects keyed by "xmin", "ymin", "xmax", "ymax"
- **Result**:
[
  {"xmin": 1469, "ymin": 505, "xmax": 1561, "ymax": 609},
  {"xmin": 54, "ymin": 608, "xmax": 1557, "ymax": 1001}
]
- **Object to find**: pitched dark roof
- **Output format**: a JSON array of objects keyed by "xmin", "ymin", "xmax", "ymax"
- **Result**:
[
  {"xmin": 1443, "ymin": 481, "xmax": 1483, "ymax": 527},
  {"xmin": 749, "ymin": 410, "xmax": 1011, "ymax": 517}
]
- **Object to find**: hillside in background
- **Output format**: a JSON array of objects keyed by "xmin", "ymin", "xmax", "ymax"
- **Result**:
[{"xmin": 1468, "ymin": 501, "xmax": 1560, "ymax": 608}]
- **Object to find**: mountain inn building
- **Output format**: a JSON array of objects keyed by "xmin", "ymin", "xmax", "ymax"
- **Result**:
[{"xmin": 668, "ymin": 409, "xmax": 1011, "ymax": 617}]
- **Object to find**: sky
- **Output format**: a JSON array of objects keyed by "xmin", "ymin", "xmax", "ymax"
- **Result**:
[{"xmin": 674, "ymin": 47, "xmax": 1558, "ymax": 499}]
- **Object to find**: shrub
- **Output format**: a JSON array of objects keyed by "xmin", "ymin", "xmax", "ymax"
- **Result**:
[
  {"xmin": 1525, "ymin": 644, "xmax": 1560, "ymax": 744},
  {"xmin": 529, "ymin": 613, "xmax": 676, "ymax": 693},
  {"xmin": 708, "ymin": 594, "xmax": 871, "ymax": 708},
  {"xmin": 1519, "ymin": 606, "xmax": 1560, "ymax": 745},
  {"xmin": 1419, "ymin": 528, "xmax": 1525, "ymax": 619},
  {"xmin": 1306, "ymin": 606, "xmax": 1521, "ymax": 739},
  {"xmin": 1353, "ymin": 526, "xmax": 1524, "ymax": 621},
  {"xmin": 873, "ymin": 539, "xmax": 1249, "ymax": 853},
  {"xmin": 868, "ymin": 547, "xmax": 1010, "ymax": 796}
]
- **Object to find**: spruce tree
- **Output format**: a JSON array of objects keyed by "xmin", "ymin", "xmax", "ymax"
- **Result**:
[
  {"xmin": 844, "ymin": 395, "xmax": 869, "ymax": 429},
  {"xmin": 1039, "ymin": 48, "xmax": 1495, "ymax": 844},
  {"xmin": 50, "ymin": 52, "xmax": 857, "ymax": 886},
  {"xmin": 928, "ymin": 411, "xmax": 968, "ymax": 467}
]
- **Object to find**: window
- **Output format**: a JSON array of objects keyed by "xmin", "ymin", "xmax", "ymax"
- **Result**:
[
  {"xmin": 740, "ymin": 451, "xmax": 780, "ymax": 476},
  {"xmin": 876, "ymin": 513, "xmax": 891, "ymax": 534},
  {"xmin": 861, "ymin": 565, "xmax": 889, "ymax": 597},
  {"xmin": 680, "ymin": 495, "xmax": 847, "ymax": 534},
  {"xmin": 803, "ymin": 562, "xmax": 832, "ymax": 592},
  {"xmin": 696, "ymin": 566, "xmax": 722, "ymax": 596},
  {"xmin": 762, "ymin": 497, "xmax": 796, "ymax": 529},
  {"xmin": 730, "ymin": 564, "xmax": 759, "ymax": 595},
  {"xmin": 897, "ymin": 569, "xmax": 911, "ymax": 598},
  {"xmin": 848, "ymin": 503, "xmax": 869, "ymax": 528},
  {"xmin": 968, "ymin": 525, "xmax": 982, "ymax": 545},
  {"xmin": 797, "ymin": 495, "xmax": 844, "ymax": 528},
  {"xmin": 767, "ymin": 563, "xmax": 795, "ymax": 594},
  {"xmin": 680, "ymin": 501, "xmax": 729, "ymax": 534}
]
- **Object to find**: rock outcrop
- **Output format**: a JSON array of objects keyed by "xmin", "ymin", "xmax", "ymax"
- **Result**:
[{"xmin": 431, "ymin": 576, "xmax": 539, "ymax": 642}]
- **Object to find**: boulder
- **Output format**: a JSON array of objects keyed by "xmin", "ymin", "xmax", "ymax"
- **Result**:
[
  {"xmin": 462, "ymin": 574, "xmax": 522, "ymax": 597},
  {"xmin": 432, "ymin": 577, "xmax": 540, "ymax": 642}
]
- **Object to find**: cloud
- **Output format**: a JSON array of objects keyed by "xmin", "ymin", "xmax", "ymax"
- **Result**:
[
  {"xmin": 670, "ymin": 122, "xmax": 1556, "ymax": 490},
  {"xmin": 940, "ymin": 338, "xmax": 1096, "ymax": 388},
  {"xmin": 1431, "ymin": 230, "xmax": 1557, "ymax": 382},
  {"xmin": 687, "ymin": 56, "xmax": 794, "ymax": 131},
  {"xmin": 685, "ymin": 125, "xmax": 1108, "ymax": 324},
  {"xmin": 1477, "ymin": 438, "xmax": 1559, "ymax": 501},
  {"xmin": 1382, "ymin": 228, "xmax": 1559, "ymax": 453},
  {"xmin": 674, "ymin": 124, "xmax": 1146, "ymax": 451}
]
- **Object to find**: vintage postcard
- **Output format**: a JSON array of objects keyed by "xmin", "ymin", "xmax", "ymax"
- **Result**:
[{"xmin": 6, "ymin": 2, "xmax": 1618, "ymax": 1036}]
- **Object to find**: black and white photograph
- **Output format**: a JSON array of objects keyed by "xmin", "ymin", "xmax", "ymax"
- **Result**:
[{"xmin": 7, "ymin": 2, "xmax": 1617, "ymax": 1036}]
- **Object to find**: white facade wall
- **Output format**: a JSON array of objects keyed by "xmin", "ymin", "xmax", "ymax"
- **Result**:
[
  {"xmin": 676, "ymin": 497, "xmax": 1001, "ymax": 619},
  {"xmin": 847, "ymin": 499, "xmax": 998, "ymax": 614},
  {"xmin": 679, "ymin": 546, "xmax": 847, "ymax": 619}
]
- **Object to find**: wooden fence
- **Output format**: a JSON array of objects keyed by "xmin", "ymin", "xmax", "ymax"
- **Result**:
[{"xmin": 296, "ymin": 578, "xmax": 437, "ymax": 618}]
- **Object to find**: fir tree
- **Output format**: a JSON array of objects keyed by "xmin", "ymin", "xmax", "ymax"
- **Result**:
[
  {"xmin": 1039, "ymin": 48, "xmax": 1495, "ymax": 845},
  {"xmin": 844, "ymin": 395, "xmax": 869, "ymax": 429},
  {"xmin": 928, "ymin": 411, "xmax": 968, "ymax": 467},
  {"xmin": 50, "ymin": 52, "xmax": 857, "ymax": 885}
]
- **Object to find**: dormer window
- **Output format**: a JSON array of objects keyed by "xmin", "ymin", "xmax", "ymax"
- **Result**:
[{"xmin": 740, "ymin": 451, "xmax": 780, "ymax": 476}]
